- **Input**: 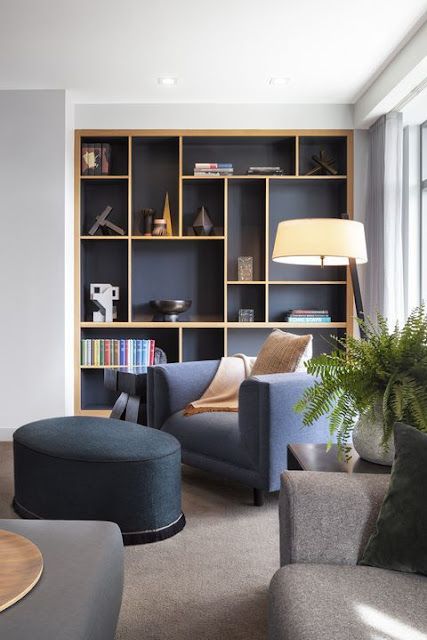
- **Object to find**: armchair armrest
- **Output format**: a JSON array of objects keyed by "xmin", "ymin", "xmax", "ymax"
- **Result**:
[
  {"xmin": 238, "ymin": 372, "xmax": 332, "ymax": 491},
  {"xmin": 147, "ymin": 360, "xmax": 220, "ymax": 429},
  {"xmin": 279, "ymin": 471, "xmax": 390, "ymax": 567}
]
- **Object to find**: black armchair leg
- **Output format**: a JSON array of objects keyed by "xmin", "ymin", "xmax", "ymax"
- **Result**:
[{"xmin": 253, "ymin": 488, "xmax": 265, "ymax": 507}]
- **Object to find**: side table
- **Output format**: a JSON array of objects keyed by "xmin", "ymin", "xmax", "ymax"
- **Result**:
[
  {"xmin": 104, "ymin": 367, "xmax": 148, "ymax": 424},
  {"xmin": 287, "ymin": 443, "xmax": 391, "ymax": 474}
]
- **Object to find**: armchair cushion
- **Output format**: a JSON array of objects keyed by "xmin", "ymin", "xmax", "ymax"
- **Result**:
[
  {"xmin": 162, "ymin": 410, "xmax": 254, "ymax": 470},
  {"xmin": 251, "ymin": 329, "xmax": 312, "ymax": 376},
  {"xmin": 269, "ymin": 563, "xmax": 427, "ymax": 640}
]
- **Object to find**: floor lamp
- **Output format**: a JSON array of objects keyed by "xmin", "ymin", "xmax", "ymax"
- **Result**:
[{"xmin": 272, "ymin": 217, "xmax": 368, "ymax": 339}]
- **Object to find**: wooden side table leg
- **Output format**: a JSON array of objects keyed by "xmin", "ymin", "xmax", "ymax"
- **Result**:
[
  {"xmin": 125, "ymin": 395, "xmax": 141, "ymax": 424},
  {"xmin": 111, "ymin": 392, "xmax": 128, "ymax": 420}
]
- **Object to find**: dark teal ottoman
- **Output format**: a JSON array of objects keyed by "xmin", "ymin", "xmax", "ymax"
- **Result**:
[{"xmin": 13, "ymin": 416, "xmax": 185, "ymax": 545}]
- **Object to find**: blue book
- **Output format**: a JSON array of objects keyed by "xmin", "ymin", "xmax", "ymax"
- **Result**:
[
  {"xmin": 286, "ymin": 316, "xmax": 332, "ymax": 323},
  {"xmin": 136, "ymin": 340, "xmax": 142, "ymax": 366},
  {"xmin": 120, "ymin": 339, "xmax": 126, "ymax": 366},
  {"xmin": 142, "ymin": 340, "xmax": 149, "ymax": 366}
]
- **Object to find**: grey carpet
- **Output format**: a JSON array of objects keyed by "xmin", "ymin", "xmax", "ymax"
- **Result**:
[{"xmin": 0, "ymin": 442, "xmax": 279, "ymax": 639}]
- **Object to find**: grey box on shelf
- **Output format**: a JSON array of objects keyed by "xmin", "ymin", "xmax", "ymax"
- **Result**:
[
  {"xmin": 239, "ymin": 309, "xmax": 255, "ymax": 323},
  {"xmin": 238, "ymin": 256, "xmax": 253, "ymax": 281}
]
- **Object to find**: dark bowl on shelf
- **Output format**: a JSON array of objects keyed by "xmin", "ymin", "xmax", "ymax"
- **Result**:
[{"xmin": 150, "ymin": 299, "xmax": 192, "ymax": 322}]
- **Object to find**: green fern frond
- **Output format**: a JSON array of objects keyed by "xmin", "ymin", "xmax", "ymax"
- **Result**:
[{"xmin": 294, "ymin": 304, "xmax": 427, "ymax": 457}]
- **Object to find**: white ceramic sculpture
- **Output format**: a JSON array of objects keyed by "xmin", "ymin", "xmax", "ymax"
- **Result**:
[{"xmin": 90, "ymin": 283, "xmax": 119, "ymax": 322}]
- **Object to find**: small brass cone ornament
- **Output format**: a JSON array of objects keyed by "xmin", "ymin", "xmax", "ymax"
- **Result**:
[{"xmin": 162, "ymin": 192, "xmax": 173, "ymax": 236}]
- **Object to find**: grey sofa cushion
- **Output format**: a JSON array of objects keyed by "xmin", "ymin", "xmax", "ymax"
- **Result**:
[
  {"xmin": 0, "ymin": 519, "xmax": 123, "ymax": 640},
  {"xmin": 162, "ymin": 410, "xmax": 254, "ymax": 469},
  {"xmin": 269, "ymin": 564, "xmax": 427, "ymax": 640}
]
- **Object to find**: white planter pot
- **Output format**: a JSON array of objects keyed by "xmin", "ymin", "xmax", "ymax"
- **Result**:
[{"xmin": 352, "ymin": 408, "xmax": 395, "ymax": 466}]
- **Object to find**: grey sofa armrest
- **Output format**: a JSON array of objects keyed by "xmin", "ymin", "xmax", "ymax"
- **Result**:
[
  {"xmin": 147, "ymin": 360, "xmax": 220, "ymax": 428},
  {"xmin": 279, "ymin": 471, "xmax": 390, "ymax": 567}
]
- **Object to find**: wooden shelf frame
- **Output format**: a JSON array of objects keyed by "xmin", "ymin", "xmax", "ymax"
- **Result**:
[{"xmin": 75, "ymin": 129, "xmax": 353, "ymax": 415}]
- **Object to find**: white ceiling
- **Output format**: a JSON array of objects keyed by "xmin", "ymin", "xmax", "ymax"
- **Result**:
[{"xmin": 0, "ymin": 0, "xmax": 426, "ymax": 104}]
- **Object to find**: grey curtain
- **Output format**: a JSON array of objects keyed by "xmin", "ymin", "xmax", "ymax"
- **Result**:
[{"xmin": 364, "ymin": 112, "xmax": 405, "ymax": 328}]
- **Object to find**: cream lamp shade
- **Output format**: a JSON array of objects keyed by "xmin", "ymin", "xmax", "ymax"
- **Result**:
[{"xmin": 272, "ymin": 218, "xmax": 368, "ymax": 266}]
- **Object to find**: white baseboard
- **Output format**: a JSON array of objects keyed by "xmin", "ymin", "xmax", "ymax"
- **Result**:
[{"xmin": 0, "ymin": 428, "xmax": 15, "ymax": 441}]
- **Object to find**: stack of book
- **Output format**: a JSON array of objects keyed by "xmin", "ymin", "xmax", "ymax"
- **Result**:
[
  {"xmin": 284, "ymin": 309, "xmax": 332, "ymax": 323},
  {"xmin": 247, "ymin": 166, "xmax": 284, "ymax": 175},
  {"xmin": 193, "ymin": 163, "xmax": 233, "ymax": 176},
  {"xmin": 81, "ymin": 142, "xmax": 111, "ymax": 175},
  {"xmin": 81, "ymin": 339, "xmax": 155, "ymax": 367}
]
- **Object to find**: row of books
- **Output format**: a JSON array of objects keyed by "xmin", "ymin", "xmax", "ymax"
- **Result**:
[
  {"xmin": 193, "ymin": 163, "xmax": 234, "ymax": 176},
  {"xmin": 81, "ymin": 142, "xmax": 112, "ymax": 176},
  {"xmin": 285, "ymin": 309, "xmax": 332, "ymax": 323},
  {"xmin": 81, "ymin": 339, "xmax": 155, "ymax": 367}
]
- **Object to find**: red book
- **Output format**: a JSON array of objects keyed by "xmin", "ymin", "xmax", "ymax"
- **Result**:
[
  {"xmin": 101, "ymin": 143, "xmax": 111, "ymax": 175},
  {"xmin": 104, "ymin": 339, "xmax": 110, "ymax": 366},
  {"xmin": 150, "ymin": 340, "xmax": 155, "ymax": 365}
]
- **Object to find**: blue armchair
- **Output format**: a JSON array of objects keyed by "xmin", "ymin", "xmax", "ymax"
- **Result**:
[{"xmin": 147, "ymin": 360, "xmax": 332, "ymax": 506}]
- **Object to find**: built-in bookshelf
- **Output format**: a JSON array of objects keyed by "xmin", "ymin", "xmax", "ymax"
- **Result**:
[{"xmin": 75, "ymin": 130, "xmax": 353, "ymax": 415}]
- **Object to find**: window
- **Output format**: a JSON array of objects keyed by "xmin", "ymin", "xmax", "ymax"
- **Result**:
[{"xmin": 422, "ymin": 121, "xmax": 427, "ymax": 302}]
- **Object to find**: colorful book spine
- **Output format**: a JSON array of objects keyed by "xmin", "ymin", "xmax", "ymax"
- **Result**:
[
  {"xmin": 286, "ymin": 316, "xmax": 332, "ymax": 323},
  {"xmin": 80, "ymin": 338, "xmax": 158, "ymax": 366},
  {"xmin": 195, "ymin": 163, "xmax": 232, "ymax": 169},
  {"xmin": 101, "ymin": 143, "xmax": 111, "ymax": 175}
]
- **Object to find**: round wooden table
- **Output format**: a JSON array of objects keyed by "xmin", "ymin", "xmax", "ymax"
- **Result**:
[{"xmin": 0, "ymin": 529, "xmax": 43, "ymax": 612}]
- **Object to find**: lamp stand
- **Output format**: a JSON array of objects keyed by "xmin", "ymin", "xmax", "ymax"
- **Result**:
[
  {"xmin": 341, "ymin": 213, "xmax": 366, "ymax": 339},
  {"xmin": 348, "ymin": 258, "xmax": 366, "ymax": 340}
]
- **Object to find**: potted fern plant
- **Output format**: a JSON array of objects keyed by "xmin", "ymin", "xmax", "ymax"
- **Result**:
[{"xmin": 295, "ymin": 304, "xmax": 427, "ymax": 464}]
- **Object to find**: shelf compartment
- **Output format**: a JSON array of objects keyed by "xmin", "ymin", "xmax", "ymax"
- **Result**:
[
  {"xmin": 80, "ymin": 179, "xmax": 128, "ymax": 236},
  {"xmin": 182, "ymin": 179, "xmax": 224, "ymax": 236},
  {"xmin": 228, "ymin": 180, "xmax": 266, "ymax": 281},
  {"xmin": 80, "ymin": 326, "xmax": 179, "ymax": 410},
  {"xmin": 268, "ymin": 179, "xmax": 347, "ymax": 281},
  {"xmin": 299, "ymin": 136, "xmax": 347, "ymax": 176},
  {"xmin": 131, "ymin": 240, "xmax": 224, "ymax": 322},
  {"xmin": 227, "ymin": 327, "xmax": 345, "ymax": 360},
  {"xmin": 81, "ymin": 136, "xmax": 129, "ymax": 176},
  {"xmin": 132, "ymin": 137, "xmax": 179, "ymax": 236},
  {"xmin": 182, "ymin": 328, "xmax": 224, "ymax": 361},
  {"xmin": 81, "ymin": 369, "xmax": 118, "ymax": 411},
  {"xmin": 268, "ymin": 284, "xmax": 346, "ymax": 323},
  {"xmin": 227, "ymin": 284, "xmax": 265, "ymax": 322},
  {"xmin": 182, "ymin": 136, "xmax": 296, "ymax": 176},
  {"xmin": 80, "ymin": 240, "xmax": 128, "ymax": 322}
]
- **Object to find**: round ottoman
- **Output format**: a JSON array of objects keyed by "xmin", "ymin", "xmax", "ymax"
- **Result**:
[{"xmin": 13, "ymin": 417, "xmax": 185, "ymax": 545}]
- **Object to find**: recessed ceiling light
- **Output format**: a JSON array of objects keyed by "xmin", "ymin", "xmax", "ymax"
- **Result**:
[
  {"xmin": 269, "ymin": 77, "xmax": 291, "ymax": 86},
  {"xmin": 157, "ymin": 77, "xmax": 178, "ymax": 86}
]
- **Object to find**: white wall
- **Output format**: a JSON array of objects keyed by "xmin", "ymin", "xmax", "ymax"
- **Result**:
[
  {"xmin": 75, "ymin": 103, "xmax": 354, "ymax": 130},
  {"xmin": 0, "ymin": 90, "xmax": 66, "ymax": 439}
]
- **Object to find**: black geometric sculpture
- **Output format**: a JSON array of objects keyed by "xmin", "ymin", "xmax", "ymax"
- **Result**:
[
  {"xmin": 192, "ymin": 206, "xmax": 214, "ymax": 236},
  {"xmin": 88, "ymin": 205, "xmax": 125, "ymax": 236},
  {"xmin": 306, "ymin": 150, "xmax": 338, "ymax": 176}
]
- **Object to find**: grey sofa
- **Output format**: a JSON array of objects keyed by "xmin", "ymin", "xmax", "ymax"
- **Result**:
[
  {"xmin": 147, "ymin": 360, "xmax": 332, "ymax": 505},
  {"xmin": 0, "ymin": 519, "xmax": 124, "ymax": 640},
  {"xmin": 269, "ymin": 471, "xmax": 427, "ymax": 639}
]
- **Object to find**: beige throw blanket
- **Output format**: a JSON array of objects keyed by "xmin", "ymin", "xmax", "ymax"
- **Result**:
[{"xmin": 184, "ymin": 354, "xmax": 255, "ymax": 416}]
